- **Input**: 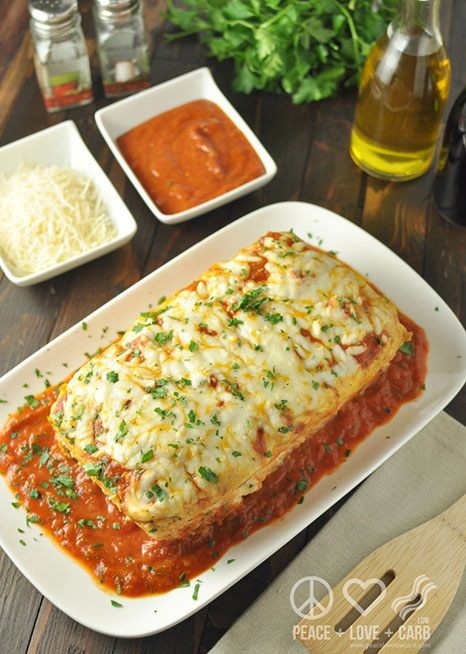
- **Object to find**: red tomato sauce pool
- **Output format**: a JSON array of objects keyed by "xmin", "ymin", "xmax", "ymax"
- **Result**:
[
  {"xmin": 116, "ymin": 99, "xmax": 266, "ymax": 215},
  {"xmin": 0, "ymin": 315, "xmax": 427, "ymax": 598}
]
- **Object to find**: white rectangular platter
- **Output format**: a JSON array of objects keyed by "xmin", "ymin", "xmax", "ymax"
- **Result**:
[{"xmin": 0, "ymin": 201, "xmax": 465, "ymax": 638}]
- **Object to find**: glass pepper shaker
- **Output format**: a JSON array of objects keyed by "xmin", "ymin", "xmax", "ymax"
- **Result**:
[
  {"xmin": 29, "ymin": 0, "xmax": 93, "ymax": 112},
  {"xmin": 93, "ymin": 0, "xmax": 151, "ymax": 98}
]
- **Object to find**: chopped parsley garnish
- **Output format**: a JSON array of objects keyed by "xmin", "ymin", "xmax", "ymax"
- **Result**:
[
  {"xmin": 192, "ymin": 582, "xmax": 201, "ymax": 601},
  {"xmin": 77, "ymin": 519, "xmax": 97, "ymax": 529},
  {"xmin": 111, "ymin": 600, "xmax": 123, "ymax": 608},
  {"xmin": 114, "ymin": 420, "xmax": 128, "ymax": 442},
  {"xmin": 264, "ymin": 312, "xmax": 283, "ymax": 324},
  {"xmin": 152, "ymin": 385, "xmax": 168, "ymax": 399},
  {"xmin": 25, "ymin": 395, "xmax": 39, "ymax": 409},
  {"xmin": 296, "ymin": 480, "xmax": 309, "ymax": 492},
  {"xmin": 152, "ymin": 484, "xmax": 166, "ymax": 501},
  {"xmin": 84, "ymin": 443, "xmax": 98, "ymax": 455},
  {"xmin": 48, "ymin": 497, "xmax": 70, "ymax": 514},
  {"xmin": 265, "ymin": 450, "xmax": 272, "ymax": 458},
  {"xmin": 106, "ymin": 371, "xmax": 119, "ymax": 383},
  {"xmin": 399, "ymin": 341, "xmax": 414, "ymax": 355},
  {"xmin": 278, "ymin": 425, "xmax": 294, "ymax": 434},
  {"xmin": 232, "ymin": 287, "xmax": 267, "ymax": 313},
  {"xmin": 141, "ymin": 449, "xmax": 154, "ymax": 463},
  {"xmin": 155, "ymin": 332, "xmax": 168, "ymax": 345},
  {"xmin": 198, "ymin": 466, "xmax": 218, "ymax": 484},
  {"xmin": 28, "ymin": 489, "xmax": 41, "ymax": 499},
  {"xmin": 188, "ymin": 340, "xmax": 197, "ymax": 352},
  {"xmin": 232, "ymin": 451, "xmax": 242, "ymax": 457},
  {"xmin": 155, "ymin": 407, "xmax": 171, "ymax": 420},
  {"xmin": 227, "ymin": 318, "xmax": 243, "ymax": 326},
  {"xmin": 83, "ymin": 462, "xmax": 102, "ymax": 476},
  {"xmin": 323, "ymin": 444, "xmax": 331, "ymax": 453},
  {"xmin": 312, "ymin": 381, "xmax": 320, "ymax": 390}
]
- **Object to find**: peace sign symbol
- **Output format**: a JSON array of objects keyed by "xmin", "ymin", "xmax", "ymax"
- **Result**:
[{"xmin": 289, "ymin": 576, "xmax": 333, "ymax": 619}]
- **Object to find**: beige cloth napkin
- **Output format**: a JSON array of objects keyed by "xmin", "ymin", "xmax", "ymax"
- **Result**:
[{"xmin": 209, "ymin": 412, "xmax": 466, "ymax": 653}]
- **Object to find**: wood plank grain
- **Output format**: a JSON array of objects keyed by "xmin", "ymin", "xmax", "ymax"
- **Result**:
[
  {"xmin": 300, "ymin": 91, "xmax": 365, "ymax": 225},
  {"xmin": 0, "ymin": 277, "xmax": 71, "ymax": 376},
  {"xmin": 112, "ymin": 609, "xmax": 208, "ymax": 654},
  {"xmin": 0, "ymin": 31, "xmax": 34, "ymax": 137},
  {"xmin": 0, "ymin": 0, "xmax": 29, "ymax": 83},
  {"xmin": 0, "ymin": 555, "xmax": 43, "ymax": 653},
  {"xmin": 26, "ymin": 600, "xmax": 115, "ymax": 654},
  {"xmin": 361, "ymin": 174, "xmax": 430, "ymax": 276}
]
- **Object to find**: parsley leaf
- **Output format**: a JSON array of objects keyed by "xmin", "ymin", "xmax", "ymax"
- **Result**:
[
  {"xmin": 165, "ymin": 0, "xmax": 396, "ymax": 104},
  {"xmin": 198, "ymin": 466, "xmax": 218, "ymax": 484},
  {"xmin": 399, "ymin": 341, "xmax": 414, "ymax": 355}
]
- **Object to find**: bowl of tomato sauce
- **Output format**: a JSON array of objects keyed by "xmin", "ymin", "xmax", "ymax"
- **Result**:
[{"xmin": 95, "ymin": 68, "xmax": 277, "ymax": 225}]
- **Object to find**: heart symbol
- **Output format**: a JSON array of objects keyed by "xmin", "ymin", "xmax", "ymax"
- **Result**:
[{"xmin": 342, "ymin": 578, "xmax": 387, "ymax": 616}]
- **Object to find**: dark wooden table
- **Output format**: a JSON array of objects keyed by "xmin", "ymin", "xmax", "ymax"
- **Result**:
[{"xmin": 0, "ymin": 1, "xmax": 464, "ymax": 652}]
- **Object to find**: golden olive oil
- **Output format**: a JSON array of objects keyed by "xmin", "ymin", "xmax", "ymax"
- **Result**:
[{"xmin": 350, "ymin": 28, "xmax": 450, "ymax": 181}]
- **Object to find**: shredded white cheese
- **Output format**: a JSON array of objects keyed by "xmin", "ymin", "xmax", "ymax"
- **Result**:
[{"xmin": 0, "ymin": 162, "xmax": 117, "ymax": 277}]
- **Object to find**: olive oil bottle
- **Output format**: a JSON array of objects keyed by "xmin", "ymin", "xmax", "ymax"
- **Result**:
[{"xmin": 350, "ymin": 0, "xmax": 450, "ymax": 181}]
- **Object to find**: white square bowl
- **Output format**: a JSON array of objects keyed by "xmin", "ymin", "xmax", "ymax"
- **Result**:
[
  {"xmin": 95, "ymin": 67, "xmax": 277, "ymax": 225},
  {"xmin": 0, "ymin": 120, "xmax": 137, "ymax": 287}
]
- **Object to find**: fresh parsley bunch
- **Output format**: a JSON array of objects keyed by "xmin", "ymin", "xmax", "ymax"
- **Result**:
[{"xmin": 165, "ymin": 0, "xmax": 398, "ymax": 103}]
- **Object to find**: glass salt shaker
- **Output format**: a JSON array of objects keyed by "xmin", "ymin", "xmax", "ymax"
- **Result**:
[
  {"xmin": 93, "ymin": 0, "xmax": 151, "ymax": 98},
  {"xmin": 29, "ymin": 0, "xmax": 93, "ymax": 112}
]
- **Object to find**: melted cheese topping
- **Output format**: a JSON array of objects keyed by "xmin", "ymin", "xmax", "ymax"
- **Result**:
[
  {"xmin": 51, "ymin": 232, "xmax": 407, "ymax": 539},
  {"xmin": 0, "ymin": 162, "xmax": 117, "ymax": 277}
]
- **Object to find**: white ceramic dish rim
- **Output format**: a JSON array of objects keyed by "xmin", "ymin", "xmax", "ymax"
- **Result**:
[
  {"xmin": 95, "ymin": 67, "xmax": 278, "ymax": 224},
  {"xmin": 0, "ymin": 120, "xmax": 137, "ymax": 287},
  {"xmin": 0, "ymin": 201, "xmax": 464, "ymax": 638}
]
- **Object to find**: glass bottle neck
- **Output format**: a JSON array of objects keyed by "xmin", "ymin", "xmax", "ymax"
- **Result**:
[{"xmin": 392, "ymin": 0, "xmax": 442, "ymax": 43}]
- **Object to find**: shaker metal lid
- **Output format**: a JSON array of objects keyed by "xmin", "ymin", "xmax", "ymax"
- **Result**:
[
  {"xmin": 94, "ymin": 0, "xmax": 139, "ymax": 19},
  {"xmin": 29, "ymin": 0, "xmax": 78, "ymax": 24}
]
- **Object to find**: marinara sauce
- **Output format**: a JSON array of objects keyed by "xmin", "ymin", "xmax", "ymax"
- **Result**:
[
  {"xmin": 117, "ymin": 99, "xmax": 266, "ymax": 215},
  {"xmin": 0, "ymin": 316, "xmax": 427, "ymax": 598}
]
